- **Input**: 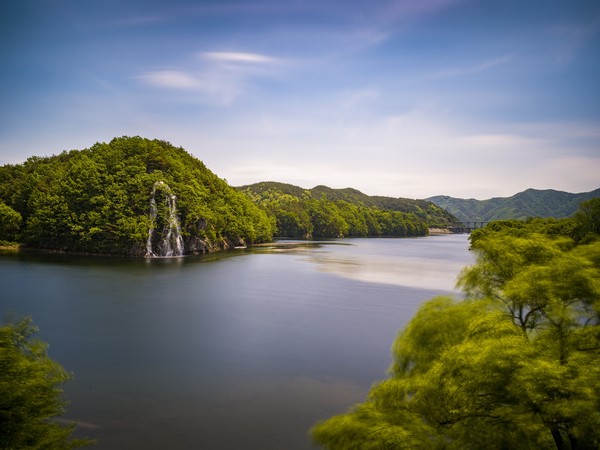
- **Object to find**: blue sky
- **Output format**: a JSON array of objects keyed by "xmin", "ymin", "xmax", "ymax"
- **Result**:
[{"xmin": 1, "ymin": 0, "xmax": 599, "ymax": 199}]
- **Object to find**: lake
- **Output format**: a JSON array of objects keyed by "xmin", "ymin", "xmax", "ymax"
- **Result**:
[{"xmin": 0, "ymin": 234, "xmax": 473, "ymax": 449}]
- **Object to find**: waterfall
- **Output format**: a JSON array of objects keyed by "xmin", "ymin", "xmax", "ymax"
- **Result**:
[{"xmin": 146, "ymin": 181, "xmax": 184, "ymax": 257}]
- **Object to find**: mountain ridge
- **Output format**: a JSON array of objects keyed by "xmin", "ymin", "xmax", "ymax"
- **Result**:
[
  {"xmin": 238, "ymin": 181, "xmax": 458, "ymax": 228},
  {"xmin": 426, "ymin": 187, "xmax": 600, "ymax": 222}
]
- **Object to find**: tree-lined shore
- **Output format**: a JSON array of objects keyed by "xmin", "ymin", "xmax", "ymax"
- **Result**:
[{"xmin": 0, "ymin": 137, "xmax": 458, "ymax": 254}]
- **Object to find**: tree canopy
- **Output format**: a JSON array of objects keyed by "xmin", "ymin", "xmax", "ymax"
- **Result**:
[
  {"xmin": 311, "ymin": 207, "xmax": 600, "ymax": 449},
  {"xmin": 0, "ymin": 318, "xmax": 92, "ymax": 449}
]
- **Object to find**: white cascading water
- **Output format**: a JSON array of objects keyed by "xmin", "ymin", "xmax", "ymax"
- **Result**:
[{"xmin": 146, "ymin": 181, "xmax": 184, "ymax": 257}]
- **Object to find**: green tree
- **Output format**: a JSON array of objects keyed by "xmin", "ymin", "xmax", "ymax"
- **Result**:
[
  {"xmin": 305, "ymin": 196, "xmax": 349, "ymax": 238},
  {"xmin": 0, "ymin": 318, "xmax": 92, "ymax": 449},
  {"xmin": 336, "ymin": 201, "xmax": 368, "ymax": 237},
  {"xmin": 0, "ymin": 200, "xmax": 22, "ymax": 242},
  {"xmin": 574, "ymin": 197, "xmax": 600, "ymax": 241},
  {"xmin": 312, "ymin": 231, "xmax": 600, "ymax": 449}
]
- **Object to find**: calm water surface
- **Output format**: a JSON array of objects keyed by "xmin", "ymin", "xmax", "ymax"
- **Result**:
[{"xmin": 0, "ymin": 234, "xmax": 473, "ymax": 449}]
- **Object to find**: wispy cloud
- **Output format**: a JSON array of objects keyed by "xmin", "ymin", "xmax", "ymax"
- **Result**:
[
  {"xmin": 135, "ymin": 51, "xmax": 283, "ymax": 105},
  {"xmin": 137, "ymin": 70, "xmax": 199, "ymax": 90},
  {"xmin": 201, "ymin": 52, "xmax": 279, "ymax": 64}
]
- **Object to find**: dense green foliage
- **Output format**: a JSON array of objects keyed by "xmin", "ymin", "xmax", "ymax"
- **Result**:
[
  {"xmin": 0, "ymin": 137, "xmax": 274, "ymax": 255},
  {"xmin": 240, "ymin": 182, "xmax": 455, "ymax": 238},
  {"xmin": 0, "ymin": 200, "xmax": 21, "ymax": 244},
  {"xmin": 575, "ymin": 198, "xmax": 600, "ymax": 239},
  {"xmin": 0, "ymin": 318, "xmax": 92, "ymax": 449},
  {"xmin": 428, "ymin": 188, "xmax": 600, "ymax": 222},
  {"xmin": 312, "ymin": 204, "xmax": 600, "ymax": 449}
]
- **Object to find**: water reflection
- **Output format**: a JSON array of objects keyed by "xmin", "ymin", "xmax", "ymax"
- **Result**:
[
  {"xmin": 306, "ymin": 252, "xmax": 466, "ymax": 291},
  {"xmin": 293, "ymin": 236, "xmax": 472, "ymax": 291}
]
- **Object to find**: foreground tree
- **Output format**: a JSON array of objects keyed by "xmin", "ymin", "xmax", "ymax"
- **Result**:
[
  {"xmin": 312, "ymin": 230, "xmax": 600, "ymax": 449},
  {"xmin": 0, "ymin": 318, "xmax": 92, "ymax": 449}
]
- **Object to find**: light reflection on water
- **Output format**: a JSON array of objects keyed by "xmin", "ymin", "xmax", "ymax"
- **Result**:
[
  {"xmin": 0, "ymin": 234, "xmax": 472, "ymax": 449},
  {"xmin": 317, "ymin": 236, "xmax": 470, "ymax": 291}
]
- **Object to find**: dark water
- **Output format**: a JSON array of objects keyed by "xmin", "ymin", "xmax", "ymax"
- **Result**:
[{"xmin": 0, "ymin": 234, "xmax": 472, "ymax": 449}]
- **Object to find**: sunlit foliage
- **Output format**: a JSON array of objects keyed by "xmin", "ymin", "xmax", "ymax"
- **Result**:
[{"xmin": 312, "ymin": 206, "xmax": 600, "ymax": 449}]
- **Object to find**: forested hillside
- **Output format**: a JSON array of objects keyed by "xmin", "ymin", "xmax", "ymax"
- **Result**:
[
  {"xmin": 427, "ymin": 188, "xmax": 600, "ymax": 222},
  {"xmin": 0, "ymin": 137, "xmax": 274, "ymax": 255},
  {"xmin": 239, "ymin": 182, "xmax": 456, "ymax": 238}
]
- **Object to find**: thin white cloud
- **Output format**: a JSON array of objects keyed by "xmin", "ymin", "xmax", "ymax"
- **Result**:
[
  {"xmin": 201, "ymin": 52, "xmax": 279, "ymax": 64},
  {"xmin": 459, "ymin": 132, "xmax": 547, "ymax": 149},
  {"xmin": 135, "ymin": 69, "xmax": 241, "ymax": 105},
  {"xmin": 137, "ymin": 70, "xmax": 199, "ymax": 90},
  {"xmin": 135, "ymin": 51, "xmax": 283, "ymax": 105}
]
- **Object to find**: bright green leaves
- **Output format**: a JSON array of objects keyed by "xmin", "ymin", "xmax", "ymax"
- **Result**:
[
  {"xmin": 312, "ymin": 297, "xmax": 539, "ymax": 449},
  {"xmin": 0, "ymin": 318, "xmax": 92, "ymax": 449},
  {"xmin": 457, "ymin": 233, "xmax": 600, "ymax": 333},
  {"xmin": 312, "ymin": 224, "xmax": 600, "ymax": 449},
  {"xmin": 390, "ymin": 297, "xmax": 494, "ymax": 376},
  {"xmin": 512, "ymin": 338, "xmax": 600, "ymax": 449},
  {"xmin": 457, "ymin": 234, "xmax": 600, "ymax": 448},
  {"xmin": 312, "ymin": 395, "xmax": 442, "ymax": 450}
]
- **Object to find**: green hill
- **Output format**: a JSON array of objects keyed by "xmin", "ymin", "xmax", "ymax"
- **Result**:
[
  {"xmin": 0, "ymin": 137, "xmax": 274, "ymax": 256},
  {"xmin": 427, "ymin": 188, "xmax": 600, "ymax": 223},
  {"xmin": 239, "ymin": 181, "xmax": 457, "ymax": 238}
]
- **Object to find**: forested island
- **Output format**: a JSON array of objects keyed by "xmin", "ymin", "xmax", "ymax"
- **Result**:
[
  {"xmin": 0, "ymin": 137, "xmax": 274, "ymax": 256},
  {"xmin": 312, "ymin": 201, "xmax": 600, "ymax": 449},
  {"xmin": 0, "ymin": 137, "xmax": 457, "ymax": 256}
]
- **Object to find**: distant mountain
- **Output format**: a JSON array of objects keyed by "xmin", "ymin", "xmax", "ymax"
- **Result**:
[
  {"xmin": 239, "ymin": 181, "xmax": 458, "ymax": 228},
  {"xmin": 426, "ymin": 188, "xmax": 600, "ymax": 223}
]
